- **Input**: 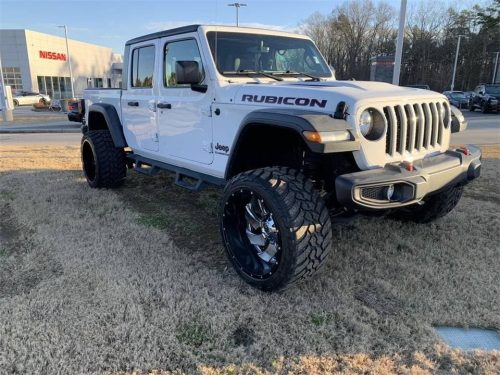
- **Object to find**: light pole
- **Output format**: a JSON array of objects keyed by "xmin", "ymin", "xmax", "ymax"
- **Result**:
[
  {"xmin": 228, "ymin": 3, "xmax": 247, "ymax": 27},
  {"xmin": 0, "ymin": 53, "xmax": 14, "ymax": 121},
  {"xmin": 392, "ymin": 0, "xmax": 407, "ymax": 85},
  {"xmin": 58, "ymin": 25, "xmax": 75, "ymax": 98},
  {"xmin": 451, "ymin": 35, "xmax": 465, "ymax": 91},
  {"xmin": 492, "ymin": 51, "xmax": 499, "ymax": 84}
]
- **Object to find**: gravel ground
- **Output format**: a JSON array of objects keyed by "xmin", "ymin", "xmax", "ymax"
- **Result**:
[{"xmin": 0, "ymin": 145, "xmax": 498, "ymax": 374}]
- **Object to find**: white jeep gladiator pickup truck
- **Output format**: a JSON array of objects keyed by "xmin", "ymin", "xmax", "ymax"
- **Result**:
[{"xmin": 81, "ymin": 25, "xmax": 481, "ymax": 291}]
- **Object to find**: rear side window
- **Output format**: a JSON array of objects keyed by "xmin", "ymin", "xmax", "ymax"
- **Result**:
[{"xmin": 131, "ymin": 45, "xmax": 155, "ymax": 88}]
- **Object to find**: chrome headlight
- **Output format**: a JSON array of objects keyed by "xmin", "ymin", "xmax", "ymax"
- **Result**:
[
  {"xmin": 359, "ymin": 108, "xmax": 386, "ymax": 141},
  {"xmin": 359, "ymin": 110, "xmax": 373, "ymax": 136}
]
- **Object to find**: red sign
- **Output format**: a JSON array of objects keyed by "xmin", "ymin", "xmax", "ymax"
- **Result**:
[{"xmin": 39, "ymin": 50, "xmax": 67, "ymax": 61}]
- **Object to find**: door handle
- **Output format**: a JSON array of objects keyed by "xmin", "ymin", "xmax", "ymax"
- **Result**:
[
  {"xmin": 128, "ymin": 101, "xmax": 139, "ymax": 107},
  {"xmin": 157, "ymin": 102, "xmax": 172, "ymax": 109}
]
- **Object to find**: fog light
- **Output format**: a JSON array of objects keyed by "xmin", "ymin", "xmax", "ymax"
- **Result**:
[{"xmin": 385, "ymin": 184, "xmax": 395, "ymax": 200}]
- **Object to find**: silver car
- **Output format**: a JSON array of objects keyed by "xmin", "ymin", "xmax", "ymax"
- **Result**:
[{"xmin": 13, "ymin": 91, "xmax": 51, "ymax": 106}]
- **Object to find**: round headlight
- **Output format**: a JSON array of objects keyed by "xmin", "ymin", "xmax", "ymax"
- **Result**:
[
  {"xmin": 359, "ymin": 108, "xmax": 386, "ymax": 141},
  {"xmin": 359, "ymin": 110, "xmax": 373, "ymax": 136}
]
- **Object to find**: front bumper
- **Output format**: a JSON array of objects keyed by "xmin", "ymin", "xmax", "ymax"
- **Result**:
[{"xmin": 336, "ymin": 145, "xmax": 481, "ymax": 210}]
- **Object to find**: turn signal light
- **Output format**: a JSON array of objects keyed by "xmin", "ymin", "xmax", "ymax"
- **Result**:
[{"xmin": 303, "ymin": 131, "xmax": 322, "ymax": 143}]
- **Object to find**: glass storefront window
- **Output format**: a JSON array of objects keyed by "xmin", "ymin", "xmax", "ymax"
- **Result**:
[
  {"xmin": 3, "ymin": 66, "xmax": 23, "ymax": 91},
  {"xmin": 37, "ymin": 76, "xmax": 72, "ymax": 99}
]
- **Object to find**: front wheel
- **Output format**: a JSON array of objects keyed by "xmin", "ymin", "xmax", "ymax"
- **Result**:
[
  {"xmin": 391, "ymin": 185, "xmax": 463, "ymax": 223},
  {"xmin": 219, "ymin": 167, "xmax": 332, "ymax": 291}
]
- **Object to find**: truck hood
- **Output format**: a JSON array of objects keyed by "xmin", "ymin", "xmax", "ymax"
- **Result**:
[{"xmin": 224, "ymin": 80, "xmax": 446, "ymax": 113}]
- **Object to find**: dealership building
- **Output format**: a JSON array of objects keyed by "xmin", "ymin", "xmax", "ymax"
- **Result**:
[{"xmin": 0, "ymin": 29, "xmax": 122, "ymax": 99}]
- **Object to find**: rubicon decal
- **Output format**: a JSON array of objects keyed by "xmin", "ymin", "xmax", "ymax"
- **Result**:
[{"xmin": 242, "ymin": 95, "xmax": 327, "ymax": 108}]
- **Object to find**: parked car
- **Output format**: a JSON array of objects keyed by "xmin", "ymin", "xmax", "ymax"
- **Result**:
[
  {"xmin": 12, "ymin": 91, "xmax": 51, "ymax": 106},
  {"xmin": 405, "ymin": 84, "xmax": 430, "ymax": 90},
  {"xmin": 443, "ymin": 91, "xmax": 469, "ymax": 109},
  {"xmin": 469, "ymin": 84, "xmax": 500, "ymax": 113}
]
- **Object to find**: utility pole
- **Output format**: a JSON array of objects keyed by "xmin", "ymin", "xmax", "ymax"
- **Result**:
[
  {"xmin": 228, "ymin": 3, "xmax": 247, "ymax": 27},
  {"xmin": 58, "ymin": 25, "xmax": 75, "ymax": 98},
  {"xmin": 0, "ymin": 53, "xmax": 13, "ymax": 122},
  {"xmin": 392, "ymin": 0, "xmax": 407, "ymax": 85},
  {"xmin": 492, "ymin": 51, "xmax": 499, "ymax": 84},
  {"xmin": 451, "ymin": 35, "xmax": 465, "ymax": 91}
]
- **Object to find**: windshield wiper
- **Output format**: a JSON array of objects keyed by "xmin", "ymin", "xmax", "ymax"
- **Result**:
[
  {"xmin": 274, "ymin": 70, "xmax": 321, "ymax": 82},
  {"xmin": 222, "ymin": 70, "xmax": 283, "ymax": 81}
]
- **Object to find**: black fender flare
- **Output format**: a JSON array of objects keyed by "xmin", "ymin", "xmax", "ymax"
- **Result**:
[
  {"xmin": 225, "ymin": 108, "xmax": 360, "ymax": 179},
  {"xmin": 88, "ymin": 103, "xmax": 127, "ymax": 148}
]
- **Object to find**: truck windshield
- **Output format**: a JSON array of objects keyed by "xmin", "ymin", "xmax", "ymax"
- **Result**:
[{"xmin": 206, "ymin": 31, "xmax": 332, "ymax": 78}]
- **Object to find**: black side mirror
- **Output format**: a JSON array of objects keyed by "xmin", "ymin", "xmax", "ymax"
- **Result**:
[
  {"xmin": 175, "ymin": 61, "xmax": 202, "ymax": 85},
  {"xmin": 175, "ymin": 60, "xmax": 207, "ymax": 93}
]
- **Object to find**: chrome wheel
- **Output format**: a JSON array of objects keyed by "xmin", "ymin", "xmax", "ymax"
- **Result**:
[{"xmin": 222, "ymin": 189, "xmax": 282, "ymax": 279}]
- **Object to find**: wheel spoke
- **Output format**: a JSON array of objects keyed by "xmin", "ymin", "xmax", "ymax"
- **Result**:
[
  {"xmin": 245, "ymin": 229, "xmax": 266, "ymax": 246},
  {"xmin": 264, "ymin": 241, "xmax": 278, "ymax": 258},
  {"xmin": 257, "ymin": 198, "xmax": 268, "ymax": 217},
  {"xmin": 245, "ymin": 204, "xmax": 261, "ymax": 229}
]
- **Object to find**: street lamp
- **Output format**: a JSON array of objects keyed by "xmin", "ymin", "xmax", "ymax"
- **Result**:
[
  {"xmin": 57, "ymin": 25, "xmax": 75, "ymax": 98},
  {"xmin": 492, "ymin": 51, "xmax": 499, "ymax": 84},
  {"xmin": 228, "ymin": 3, "xmax": 247, "ymax": 27},
  {"xmin": 451, "ymin": 35, "xmax": 465, "ymax": 91},
  {"xmin": 392, "ymin": 0, "xmax": 407, "ymax": 86}
]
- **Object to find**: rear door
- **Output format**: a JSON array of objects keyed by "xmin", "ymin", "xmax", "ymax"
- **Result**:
[
  {"xmin": 121, "ymin": 41, "xmax": 159, "ymax": 152},
  {"xmin": 156, "ymin": 36, "xmax": 213, "ymax": 164}
]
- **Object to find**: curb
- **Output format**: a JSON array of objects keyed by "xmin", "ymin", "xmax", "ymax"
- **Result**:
[{"xmin": 0, "ymin": 129, "xmax": 81, "ymax": 134}]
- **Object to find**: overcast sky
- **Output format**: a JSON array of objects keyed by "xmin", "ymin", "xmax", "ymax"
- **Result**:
[{"xmin": 0, "ymin": 0, "xmax": 484, "ymax": 53}]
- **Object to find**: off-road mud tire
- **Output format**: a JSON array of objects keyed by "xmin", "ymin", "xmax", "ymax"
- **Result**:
[
  {"xmin": 81, "ymin": 130, "xmax": 126, "ymax": 188},
  {"xmin": 391, "ymin": 184, "xmax": 463, "ymax": 224},
  {"xmin": 219, "ymin": 167, "xmax": 332, "ymax": 291}
]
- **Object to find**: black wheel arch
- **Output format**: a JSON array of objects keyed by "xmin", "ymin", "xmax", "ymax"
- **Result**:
[
  {"xmin": 224, "ymin": 108, "xmax": 359, "ymax": 179},
  {"xmin": 87, "ymin": 103, "xmax": 127, "ymax": 148}
]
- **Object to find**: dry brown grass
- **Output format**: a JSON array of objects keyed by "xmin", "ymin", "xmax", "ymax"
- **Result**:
[{"xmin": 0, "ymin": 144, "xmax": 499, "ymax": 374}]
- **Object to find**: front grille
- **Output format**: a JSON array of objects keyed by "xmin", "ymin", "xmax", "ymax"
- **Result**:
[{"xmin": 383, "ymin": 102, "xmax": 449, "ymax": 157}]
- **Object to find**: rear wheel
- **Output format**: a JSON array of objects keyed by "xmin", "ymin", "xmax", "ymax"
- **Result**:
[
  {"xmin": 391, "ymin": 185, "xmax": 463, "ymax": 223},
  {"xmin": 219, "ymin": 167, "xmax": 332, "ymax": 291},
  {"xmin": 81, "ymin": 130, "xmax": 126, "ymax": 188}
]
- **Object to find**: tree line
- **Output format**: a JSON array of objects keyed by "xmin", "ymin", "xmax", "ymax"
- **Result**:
[{"xmin": 300, "ymin": 0, "xmax": 500, "ymax": 92}]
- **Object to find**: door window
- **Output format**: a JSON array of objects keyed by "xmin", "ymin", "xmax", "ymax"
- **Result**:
[
  {"xmin": 163, "ymin": 39, "xmax": 204, "ymax": 87},
  {"xmin": 131, "ymin": 45, "xmax": 155, "ymax": 88}
]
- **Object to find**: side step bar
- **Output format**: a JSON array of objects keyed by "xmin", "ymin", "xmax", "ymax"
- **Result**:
[{"xmin": 127, "ymin": 153, "xmax": 225, "ymax": 191}]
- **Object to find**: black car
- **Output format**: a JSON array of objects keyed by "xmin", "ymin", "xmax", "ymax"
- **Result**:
[
  {"xmin": 469, "ymin": 84, "xmax": 500, "ymax": 113},
  {"xmin": 443, "ymin": 91, "xmax": 469, "ymax": 109}
]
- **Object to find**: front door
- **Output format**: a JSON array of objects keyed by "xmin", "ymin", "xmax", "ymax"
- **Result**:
[
  {"xmin": 121, "ymin": 41, "xmax": 159, "ymax": 152},
  {"xmin": 157, "ymin": 36, "xmax": 213, "ymax": 164}
]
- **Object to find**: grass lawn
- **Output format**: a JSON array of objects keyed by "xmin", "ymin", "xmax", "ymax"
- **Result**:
[{"xmin": 0, "ymin": 144, "xmax": 498, "ymax": 374}]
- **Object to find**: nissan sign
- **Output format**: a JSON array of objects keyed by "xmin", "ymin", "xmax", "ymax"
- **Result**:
[{"xmin": 39, "ymin": 50, "xmax": 67, "ymax": 61}]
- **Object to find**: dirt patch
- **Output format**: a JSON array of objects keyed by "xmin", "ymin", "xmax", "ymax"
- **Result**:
[{"xmin": 0, "ymin": 145, "xmax": 499, "ymax": 374}]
